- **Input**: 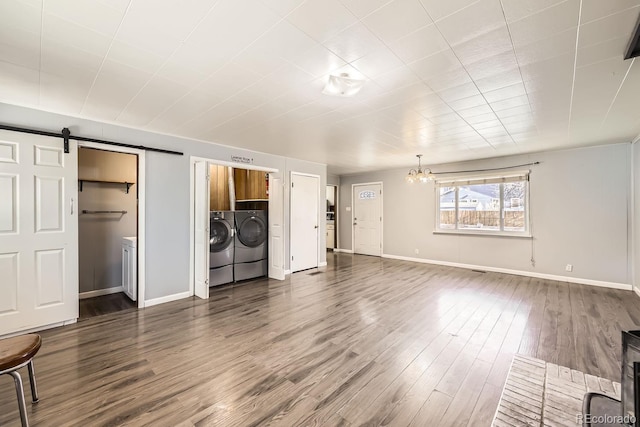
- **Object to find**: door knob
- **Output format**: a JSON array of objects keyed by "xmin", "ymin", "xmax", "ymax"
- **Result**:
[{"xmin": 314, "ymin": 225, "xmax": 318, "ymax": 229}]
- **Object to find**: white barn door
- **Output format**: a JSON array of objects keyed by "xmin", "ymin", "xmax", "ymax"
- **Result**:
[
  {"xmin": 353, "ymin": 183, "xmax": 382, "ymax": 256},
  {"xmin": 290, "ymin": 173, "xmax": 319, "ymax": 272},
  {"xmin": 0, "ymin": 129, "xmax": 78, "ymax": 336}
]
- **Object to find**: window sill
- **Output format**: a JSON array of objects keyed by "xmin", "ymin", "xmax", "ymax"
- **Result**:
[{"xmin": 433, "ymin": 230, "xmax": 532, "ymax": 239}]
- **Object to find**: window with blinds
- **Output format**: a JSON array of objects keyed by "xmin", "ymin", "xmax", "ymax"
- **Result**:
[{"xmin": 435, "ymin": 171, "xmax": 530, "ymax": 235}]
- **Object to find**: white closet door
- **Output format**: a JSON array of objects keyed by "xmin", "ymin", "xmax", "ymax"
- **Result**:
[
  {"xmin": 0, "ymin": 130, "xmax": 78, "ymax": 336},
  {"xmin": 194, "ymin": 160, "xmax": 210, "ymax": 299}
]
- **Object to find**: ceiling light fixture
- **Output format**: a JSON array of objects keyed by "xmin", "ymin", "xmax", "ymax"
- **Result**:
[
  {"xmin": 322, "ymin": 73, "xmax": 365, "ymax": 97},
  {"xmin": 405, "ymin": 154, "xmax": 434, "ymax": 183}
]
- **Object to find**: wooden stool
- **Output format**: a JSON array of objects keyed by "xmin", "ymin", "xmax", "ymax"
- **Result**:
[{"xmin": 0, "ymin": 334, "xmax": 41, "ymax": 427}]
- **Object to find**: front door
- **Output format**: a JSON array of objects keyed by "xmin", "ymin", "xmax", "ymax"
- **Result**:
[
  {"xmin": 353, "ymin": 183, "xmax": 382, "ymax": 256},
  {"xmin": 0, "ymin": 130, "xmax": 78, "ymax": 336},
  {"xmin": 290, "ymin": 173, "xmax": 319, "ymax": 272}
]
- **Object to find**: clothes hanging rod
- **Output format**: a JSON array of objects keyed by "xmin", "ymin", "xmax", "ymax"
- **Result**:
[
  {"xmin": 0, "ymin": 123, "xmax": 183, "ymax": 156},
  {"xmin": 82, "ymin": 210, "xmax": 128, "ymax": 214}
]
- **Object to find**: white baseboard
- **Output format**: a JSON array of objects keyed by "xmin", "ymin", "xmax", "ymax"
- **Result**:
[
  {"xmin": 634, "ymin": 287, "xmax": 640, "ymax": 298},
  {"xmin": 334, "ymin": 248, "xmax": 354, "ymax": 254},
  {"xmin": 284, "ymin": 269, "xmax": 291, "ymax": 275},
  {"xmin": 382, "ymin": 253, "xmax": 632, "ymax": 291},
  {"xmin": 1, "ymin": 318, "xmax": 77, "ymax": 339},
  {"xmin": 79, "ymin": 286, "xmax": 124, "ymax": 299},
  {"xmin": 144, "ymin": 291, "xmax": 191, "ymax": 308},
  {"xmin": 319, "ymin": 261, "xmax": 327, "ymax": 267}
]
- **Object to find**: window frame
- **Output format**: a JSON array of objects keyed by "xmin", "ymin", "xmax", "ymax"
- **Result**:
[{"xmin": 434, "ymin": 172, "xmax": 531, "ymax": 238}]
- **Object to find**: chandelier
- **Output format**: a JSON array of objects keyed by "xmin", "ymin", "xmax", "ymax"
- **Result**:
[{"xmin": 405, "ymin": 154, "xmax": 434, "ymax": 183}]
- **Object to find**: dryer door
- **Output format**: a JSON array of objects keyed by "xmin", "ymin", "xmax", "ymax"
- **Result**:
[
  {"xmin": 237, "ymin": 215, "xmax": 267, "ymax": 248},
  {"xmin": 210, "ymin": 218, "xmax": 233, "ymax": 252}
]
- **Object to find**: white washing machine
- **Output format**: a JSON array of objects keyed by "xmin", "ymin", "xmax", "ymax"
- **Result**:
[
  {"xmin": 234, "ymin": 210, "xmax": 268, "ymax": 281},
  {"xmin": 209, "ymin": 211, "xmax": 234, "ymax": 286}
]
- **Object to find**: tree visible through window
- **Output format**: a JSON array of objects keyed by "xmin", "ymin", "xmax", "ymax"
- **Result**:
[{"xmin": 436, "ymin": 174, "xmax": 529, "ymax": 235}]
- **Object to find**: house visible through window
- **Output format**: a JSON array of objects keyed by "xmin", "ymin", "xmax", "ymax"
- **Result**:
[{"xmin": 436, "ymin": 172, "xmax": 529, "ymax": 235}]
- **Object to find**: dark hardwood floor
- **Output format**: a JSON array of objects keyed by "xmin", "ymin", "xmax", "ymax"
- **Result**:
[
  {"xmin": 1, "ymin": 253, "xmax": 638, "ymax": 426},
  {"xmin": 79, "ymin": 292, "xmax": 137, "ymax": 320}
]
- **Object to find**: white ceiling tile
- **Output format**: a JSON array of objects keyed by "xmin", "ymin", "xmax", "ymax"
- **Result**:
[
  {"xmin": 340, "ymin": 0, "xmax": 395, "ymax": 19},
  {"xmin": 182, "ymin": 100, "xmax": 250, "ymax": 135},
  {"xmin": 351, "ymin": 48, "xmax": 405, "ymax": 78},
  {"xmin": 494, "ymin": 104, "xmax": 531, "ymax": 119},
  {"xmin": 147, "ymin": 92, "xmax": 218, "ymax": 133},
  {"xmin": 447, "ymin": 94, "xmax": 487, "ymax": 110},
  {"xmin": 388, "ymin": 24, "xmax": 449, "ymax": 63},
  {"xmin": 169, "ymin": 1, "xmax": 281, "ymax": 76},
  {"xmin": 323, "ymin": 23, "xmax": 385, "ymax": 63},
  {"xmin": 0, "ymin": 0, "xmax": 42, "ymax": 33},
  {"xmin": 116, "ymin": 76, "xmax": 190, "ymax": 127},
  {"xmin": 435, "ymin": 0, "xmax": 505, "ymax": 46},
  {"xmin": 513, "ymin": 28, "xmax": 576, "ymax": 65},
  {"xmin": 418, "ymin": 0, "xmax": 479, "ymax": 21},
  {"xmin": 372, "ymin": 66, "xmax": 422, "ymax": 90},
  {"xmin": 42, "ymin": 13, "xmax": 112, "ymax": 57},
  {"xmin": 436, "ymin": 80, "xmax": 480, "ymax": 101},
  {"xmin": 94, "ymin": 0, "xmax": 129, "ymax": 13},
  {"xmin": 0, "ymin": 61, "xmax": 39, "ymax": 106},
  {"xmin": 508, "ymin": 0, "xmax": 580, "ymax": 46},
  {"xmin": 39, "ymin": 71, "xmax": 93, "ymax": 114},
  {"xmin": 474, "ymin": 68, "xmax": 523, "ymax": 92},
  {"xmin": 465, "ymin": 112, "xmax": 498, "ymax": 124},
  {"xmin": 289, "ymin": 45, "xmax": 348, "ymax": 78},
  {"xmin": 196, "ymin": 62, "xmax": 264, "ymax": 100},
  {"xmin": 0, "ymin": 24, "xmax": 41, "ymax": 70},
  {"xmin": 41, "ymin": 39, "xmax": 103, "ymax": 77},
  {"xmin": 452, "ymin": 26, "xmax": 514, "ymax": 67},
  {"xmin": 106, "ymin": 40, "xmax": 166, "ymax": 75},
  {"xmin": 490, "ymin": 94, "xmax": 530, "ymax": 111},
  {"xmin": 581, "ymin": 0, "xmax": 640, "ymax": 24},
  {"xmin": 482, "ymin": 82, "xmax": 527, "ymax": 102},
  {"xmin": 500, "ymin": 0, "xmax": 566, "ymax": 23},
  {"xmin": 156, "ymin": 61, "xmax": 209, "ymax": 88},
  {"xmin": 43, "ymin": 0, "xmax": 125, "ymax": 36},
  {"xmin": 426, "ymin": 68, "xmax": 473, "ymax": 92},
  {"xmin": 464, "ymin": 50, "xmax": 520, "ymax": 82},
  {"xmin": 261, "ymin": 0, "xmax": 306, "ymax": 16},
  {"xmin": 457, "ymin": 103, "xmax": 493, "ymax": 118},
  {"xmin": 82, "ymin": 60, "xmax": 153, "ymax": 120},
  {"xmin": 362, "ymin": 0, "xmax": 433, "ymax": 44},
  {"xmin": 287, "ymin": 0, "xmax": 358, "ymax": 42},
  {"xmin": 576, "ymin": 37, "xmax": 629, "ymax": 68},
  {"xmin": 409, "ymin": 49, "xmax": 461, "ymax": 80},
  {"xmin": 578, "ymin": 7, "xmax": 640, "ymax": 50}
]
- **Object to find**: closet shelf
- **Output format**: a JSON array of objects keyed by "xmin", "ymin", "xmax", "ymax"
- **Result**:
[{"xmin": 78, "ymin": 179, "xmax": 134, "ymax": 194}]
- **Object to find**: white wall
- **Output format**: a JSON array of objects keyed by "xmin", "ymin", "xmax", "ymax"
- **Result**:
[
  {"xmin": 340, "ymin": 143, "xmax": 631, "ymax": 287},
  {"xmin": 0, "ymin": 102, "xmax": 327, "ymax": 302}
]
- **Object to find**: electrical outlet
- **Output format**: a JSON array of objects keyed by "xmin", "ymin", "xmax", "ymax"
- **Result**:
[
  {"xmin": 414, "ymin": 249, "xmax": 419, "ymax": 255},
  {"xmin": 565, "ymin": 264, "xmax": 573, "ymax": 272}
]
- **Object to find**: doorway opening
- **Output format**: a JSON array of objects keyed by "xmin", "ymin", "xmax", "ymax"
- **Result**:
[
  {"xmin": 190, "ymin": 157, "xmax": 282, "ymax": 300},
  {"xmin": 326, "ymin": 185, "xmax": 337, "ymax": 251},
  {"xmin": 77, "ymin": 145, "xmax": 143, "ymax": 319}
]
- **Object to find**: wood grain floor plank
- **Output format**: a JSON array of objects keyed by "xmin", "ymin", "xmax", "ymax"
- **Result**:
[{"xmin": 0, "ymin": 254, "xmax": 637, "ymax": 426}]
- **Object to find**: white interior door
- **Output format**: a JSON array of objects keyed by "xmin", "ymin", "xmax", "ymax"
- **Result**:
[
  {"xmin": 268, "ymin": 173, "xmax": 285, "ymax": 280},
  {"xmin": 0, "ymin": 130, "xmax": 78, "ymax": 336},
  {"xmin": 353, "ymin": 183, "xmax": 382, "ymax": 256},
  {"xmin": 290, "ymin": 173, "xmax": 319, "ymax": 272},
  {"xmin": 194, "ymin": 161, "xmax": 210, "ymax": 299}
]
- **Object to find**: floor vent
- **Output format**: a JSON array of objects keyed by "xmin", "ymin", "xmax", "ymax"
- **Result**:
[
  {"xmin": 308, "ymin": 271, "xmax": 323, "ymax": 276},
  {"xmin": 471, "ymin": 269, "xmax": 487, "ymax": 273}
]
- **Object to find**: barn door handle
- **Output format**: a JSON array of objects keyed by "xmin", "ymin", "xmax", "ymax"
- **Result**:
[{"xmin": 70, "ymin": 198, "xmax": 74, "ymax": 215}]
